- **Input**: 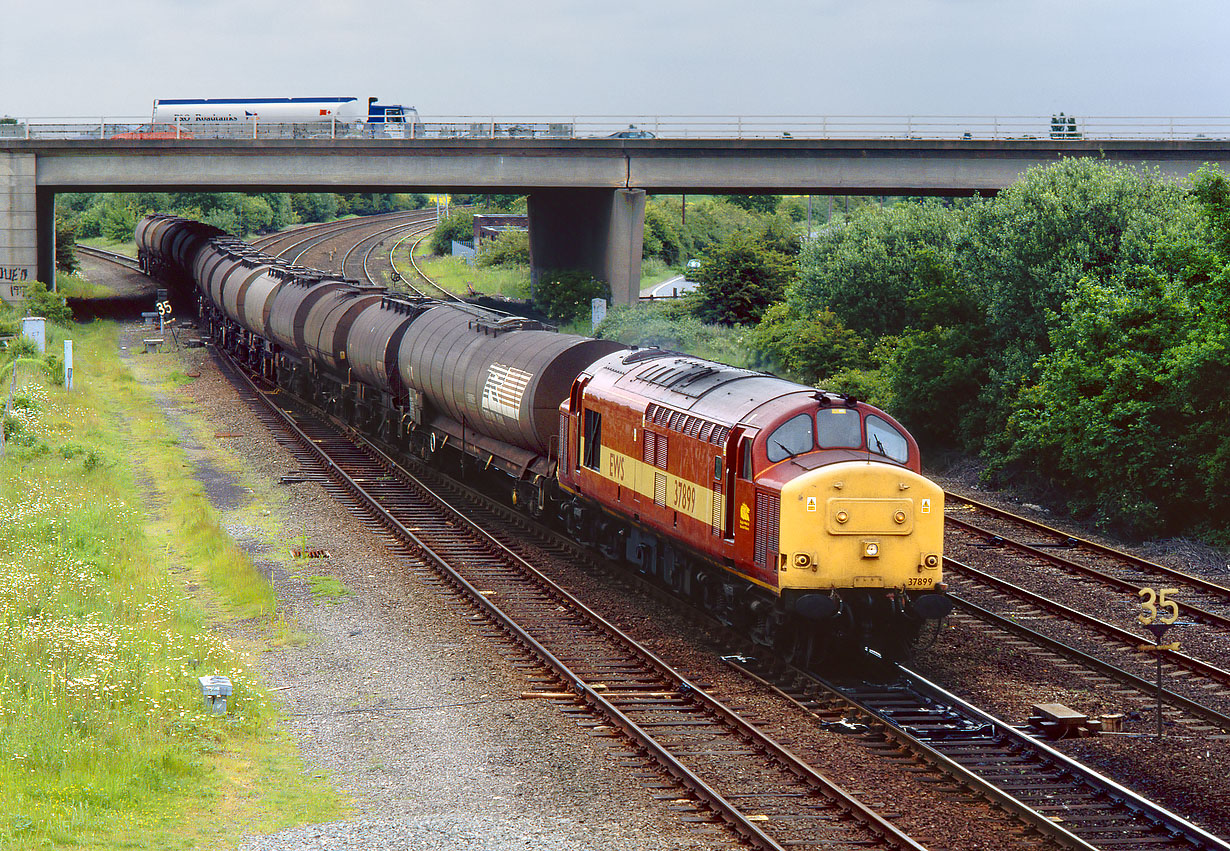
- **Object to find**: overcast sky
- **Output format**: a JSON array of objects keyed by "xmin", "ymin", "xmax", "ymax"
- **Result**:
[{"xmin": 1, "ymin": 0, "xmax": 1226, "ymax": 120}]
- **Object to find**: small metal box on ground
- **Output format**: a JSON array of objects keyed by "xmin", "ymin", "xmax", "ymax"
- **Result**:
[
  {"xmin": 20, "ymin": 317, "xmax": 45, "ymax": 353},
  {"xmin": 199, "ymin": 675, "xmax": 233, "ymax": 715}
]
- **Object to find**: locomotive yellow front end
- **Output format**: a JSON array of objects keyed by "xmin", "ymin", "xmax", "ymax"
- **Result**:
[{"xmin": 777, "ymin": 460, "xmax": 951, "ymax": 652}]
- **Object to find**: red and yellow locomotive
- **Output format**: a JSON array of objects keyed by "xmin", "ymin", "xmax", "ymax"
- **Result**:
[{"xmin": 559, "ymin": 348, "xmax": 950, "ymax": 659}]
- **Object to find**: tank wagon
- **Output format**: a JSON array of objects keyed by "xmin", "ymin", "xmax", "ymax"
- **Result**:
[{"xmin": 137, "ymin": 213, "xmax": 952, "ymax": 661}]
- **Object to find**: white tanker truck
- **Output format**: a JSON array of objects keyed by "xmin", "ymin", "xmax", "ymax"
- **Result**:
[{"xmin": 150, "ymin": 97, "xmax": 418, "ymax": 138}]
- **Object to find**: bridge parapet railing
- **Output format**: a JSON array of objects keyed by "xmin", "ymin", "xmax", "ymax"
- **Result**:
[{"xmin": 4, "ymin": 115, "xmax": 1230, "ymax": 142}]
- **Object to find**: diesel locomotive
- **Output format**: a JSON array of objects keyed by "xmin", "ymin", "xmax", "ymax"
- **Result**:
[{"xmin": 137, "ymin": 213, "xmax": 952, "ymax": 661}]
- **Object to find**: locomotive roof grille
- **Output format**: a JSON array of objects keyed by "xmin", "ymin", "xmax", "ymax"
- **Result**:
[
  {"xmin": 633, "ymin": 357, "xmax": 762, "ymax": 399},
  {"xmin": 621, "ymin": 346, "xmax": 679, "ymax": 365}
]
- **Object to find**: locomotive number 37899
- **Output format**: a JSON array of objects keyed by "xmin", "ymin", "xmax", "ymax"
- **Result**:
[{"xmin": 673, "ymin": 480, "xmax": 697, "ymax": 513}]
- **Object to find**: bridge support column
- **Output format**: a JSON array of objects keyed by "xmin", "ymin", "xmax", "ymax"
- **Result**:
[
  {"xmin": 527, "ymin": 188, "xmax": 646, "ymax": 308},
  {"xmin": 0, "ymin": 152, "xmax": 39, "ymax": 306},
  {"xmin": 38, "ymin": 188, "xmax": 56, "ymax": 293}
]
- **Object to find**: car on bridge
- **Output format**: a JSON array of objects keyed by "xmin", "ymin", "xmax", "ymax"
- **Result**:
[{"xmin": 608, "ymin": 125, "xmax": 655, "ymax": 139}]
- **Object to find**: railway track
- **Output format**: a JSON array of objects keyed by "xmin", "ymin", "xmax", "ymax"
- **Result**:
[
  {"xmin": 945, "ymin": 597, "xmax": 1230, "ymax": 734},
  {"xmin": 250, "ymin": 207, "xmax": 470, "ymax": 302},
  {"xmin": 943, "ymin": 558, "xmax": 1230, "ymax": 720},
  {"xmin": 940, "ymin": 489, "xmax": 1230, "ymax": 736},
  {"xmin": 75, "ymin": 243, "xmax": 140, "ymax": 270},
  {"xmin": 945, "ymin": 492, "xmax": 1230, "ymax": 633},
  {"xmin": 261, "ymin": 227, "xmax": 1230, "ymax": 849},
  {"xmin": 249, "ymin": 209, "xmax": 430, "ymax": 258},
  {"xmin": 727, "ymin": 654, "xmax": 1230, "ymax": 851},
  {"xmin": 389, "ymin": 224, "xmax": 465, "ymax": 302},
  {"xmin": 252, "ymin": 209, "xmax": 439, "ymax": 276},
  {"xmin": 210, "ymin": 350, "xmax": 927, "ymax": 851}
]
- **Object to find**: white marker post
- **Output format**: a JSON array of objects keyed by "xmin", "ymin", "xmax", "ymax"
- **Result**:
[
  {"xmin": 64, "ymin": 340, "xmax": 73, "ymax": 390},
  {"xmin": 591, "ymin": 297, "xmax": 608, "ymax": 334}
]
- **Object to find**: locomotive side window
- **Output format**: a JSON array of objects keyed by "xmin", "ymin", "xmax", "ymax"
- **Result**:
[
  {"xmin": 583, "ymin": 409, "xmax": 602, "ymax": 470},
  {"xmin": 714, "ymin": 457, "xmax": 723, "ymax": 480},
  {"xmin": 816, "ymin": 408, "xmax": 862, "ymax": 449},
  {"xmin": 739, "ymin": 438, "xmax": 753, "ymax": 480},
  {"xmin": 865, "ymin": 414, "xmax": 909, "ymax": 463},
  {"xmin": 766, "ymin": 413, "xmax": 814, "ymax": 462}
]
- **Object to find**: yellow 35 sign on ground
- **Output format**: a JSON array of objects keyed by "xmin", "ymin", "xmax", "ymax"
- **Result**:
[{"xmin": 1138, "ymin": 587, "xmax": 1180, "ymax": 625}]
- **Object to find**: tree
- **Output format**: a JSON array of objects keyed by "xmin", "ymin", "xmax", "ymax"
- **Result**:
[
  {"xmin": 726, "ymin": 194, "xmax": 781, "ymax": 214},
  {"xmin": 99, "ymin": 199, "xmax": 138, "ymax": 242},
  {"xmin": 642, "ymin": 202, "xmax": 686, "ymax": 264},
  {"xmin": 958, "ymin": 158, "xmax": 1193, "ymax": 397},
  {"xmin": 478, "ymin": 195, "xmax": 523, "ymax": 211},
  {"xmin": 291, "ymin": 193, "xmax": 338, "ymax": 223},
  {"xmin": 990, "ymin": 270, "xmax": 1229, "ymax": 539},
  {"xmin": 791, "ymin": 199, "xmax": 962, "ymax": 339},
  {"xmin": 668, "ymin": 197, "xmax": 761, "ymax": 257},
  {"xmin": 692, "ymin": 230, "xmax": 796, "ymax": 326}
]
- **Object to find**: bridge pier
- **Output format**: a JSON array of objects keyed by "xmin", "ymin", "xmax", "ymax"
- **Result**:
[
  {"xmin": 0, "ymin": 152, "xmax": 41, "ymax": 306},
  {"xmin": 527, "ymin": 188, "xmax": 645, "ymax": 307}
]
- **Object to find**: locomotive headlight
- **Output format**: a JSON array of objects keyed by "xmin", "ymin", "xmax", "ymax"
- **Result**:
[
  {"xmin": 835, "ymin": 510, "xmax": 849, "ymax": 524},
  {"xmin": 794, "ymin": 553, "xmax": 811, "ymax": 568},
  {"xmin": 862, "ymin": 541, "xmax": 880, "ymax": 559},
  {"xmin": 893, "ymin": 510, "xmax": 907, "ymax": 525},
  {"xmin": 923, "ymin": 553, "xmax": 940, "ymax": 569}
]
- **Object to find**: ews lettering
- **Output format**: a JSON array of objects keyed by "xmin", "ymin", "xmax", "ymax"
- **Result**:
[{"xmin": 606, "ymin": 453, "xmax": 625, "ymax": 482}]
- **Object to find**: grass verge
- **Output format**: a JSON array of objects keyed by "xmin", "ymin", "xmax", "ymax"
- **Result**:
[
  {"xmin": 77, "ymin": 237, "xmax": 137, "ymax": 258},
  {"xmin": 0, "ymin": 320, "xmax": 347, "ymax": 849},
  {"xmin": 399, "ymin": 247, "xmax": 531, "ymax": 299}
]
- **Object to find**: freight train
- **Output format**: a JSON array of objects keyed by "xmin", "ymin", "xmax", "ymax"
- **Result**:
[{"xmin": 136, "ymin": 214, "xmax": 952, "ymax": 662}]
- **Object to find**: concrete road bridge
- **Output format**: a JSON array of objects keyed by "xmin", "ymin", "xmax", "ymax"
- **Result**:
[{"xmin": 4, "ymin": 114, "xmax": 1230, "ymax": 306}]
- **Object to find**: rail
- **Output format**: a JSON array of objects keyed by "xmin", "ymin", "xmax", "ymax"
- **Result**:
[{"xmin": 5, "ymin": 114, "xmax": 1230, "ymax": 141}]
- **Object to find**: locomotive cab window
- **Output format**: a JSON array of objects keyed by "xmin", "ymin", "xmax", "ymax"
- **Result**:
[
  {"xmin": 767, "ymin": 413, "xmax": 814, "ymax": 462},
  {"xmin": 583, "ymin": 409, "xmax": 602, "ymax": 470},
  {"xmin": 865, "ymin": 414, "xmax": 908, "ymax": 463},
  {"xmin": 817, "ymin": 407, "xmax": 862, "ymax": 449}
]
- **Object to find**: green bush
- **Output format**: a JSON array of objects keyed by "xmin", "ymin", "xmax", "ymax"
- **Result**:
[
  {"xmin": 817, "ymin": 367, "xmax": 893, "ymax": 410},
  {"xmin": 748, "ymin": 302, "xmax": 867, "ymax": 383},
  {"xmin": 23, "ymin": 281, "xmax": 72, "ymax": 324},
  {"xmin": 594, "ymin": 303, "xmax": 756, "ymax": 368},
  {"xmin": 429, "ymin": 210, "xmax": 475, "ymax": 256},
  {"xmin": 55, "ymin": 212, "xmax": 79, "ymax": 274},
  {"xmin": 477, "ymin": 229, "xmax": 530, "ymax": 268},
  {"xmin": 533, "ymin": 269, "xmax": 610, "ymax": 324},
  {"xmin": 100, "ymin": 202, "xmax": 138, "ymax": 242},
  {"xmin": 692, "ymin": 230, "xmax": 796, "ymax": 325},
  {"xmin": 642, "ymin": 203, "xmax": 687, "ymax": 264}
]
